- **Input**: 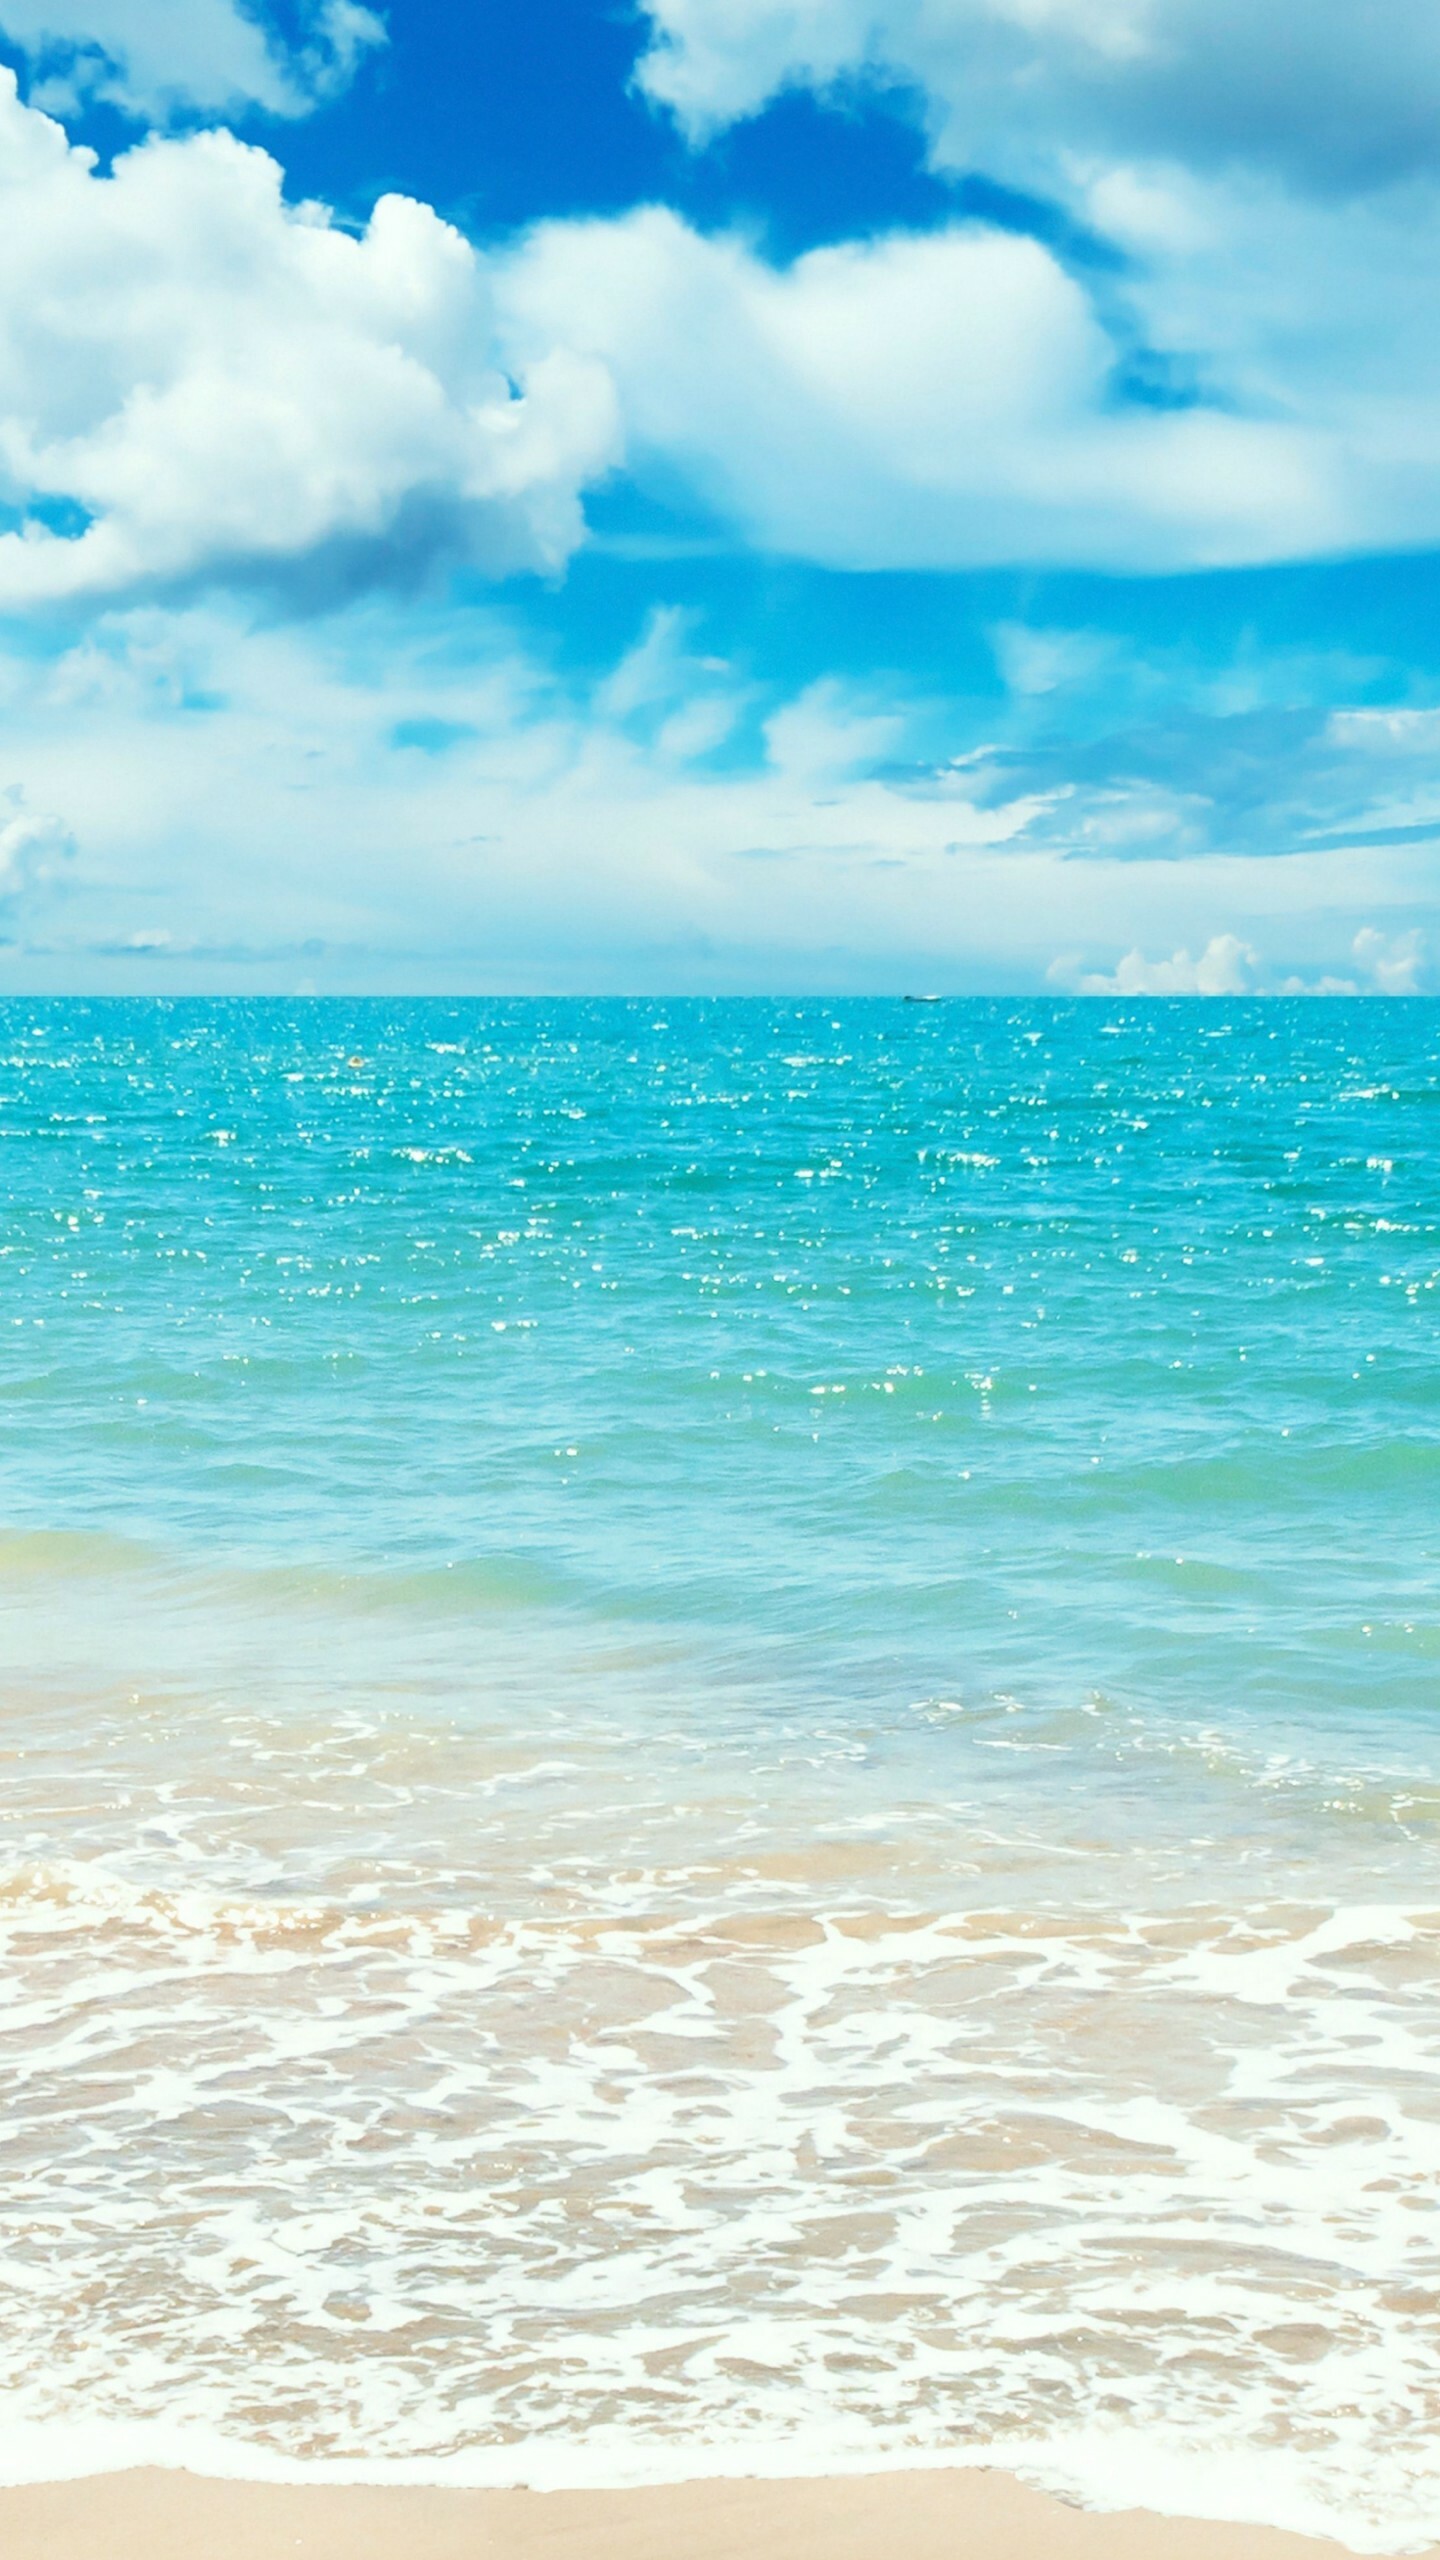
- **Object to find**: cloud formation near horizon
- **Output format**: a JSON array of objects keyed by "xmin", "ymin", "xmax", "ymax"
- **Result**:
[{"xmin": 0, "ymin": 596, "xmax": 1432, "ymax": 991}]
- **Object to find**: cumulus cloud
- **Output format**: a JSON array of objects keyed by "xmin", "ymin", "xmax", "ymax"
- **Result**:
[
  {"xmin": 1059, "ymin": 932, "xmax": 1257, "ymax": 995},
  {"xmin": 616, "ymin": 3, "xmax": 1440, "ymax": 581},
  {"xmin": 3, "ymin": 25, "xmax": 1437, "ymax": 602},
  {"xmin": 1349, "ymin": 925, "xmax": 1428, "ymax": 993},
  {"xmin": 493, "ymin": 154, "xmax": 1440, "ymax": 576},
  {"xmin": 1056, "ymin": 924, "xmax": 1433, "ymax": 998},
  {"xmin": 0, "ymin": 0, "xmax": 384, "ymax": 124},
  {"xmin": 1271, "ymin": 927, "xmax": 1430, "ymax": 993},
  {"xmin": 635, "ymin": 0, "xmax": 1440, "ymax": 199},
  {"xmin": 0, "ymin": 77, "xmax": 618, "ymax": 607},
  {"xmin": 498, "ymin": 207, "xmax": 1334, "ymax": 572}
]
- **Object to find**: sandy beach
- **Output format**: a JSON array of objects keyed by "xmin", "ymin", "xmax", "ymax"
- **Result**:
[{"xmin": 0, "ymin": 2468, "xmax": 1392, "ymax": 2560}]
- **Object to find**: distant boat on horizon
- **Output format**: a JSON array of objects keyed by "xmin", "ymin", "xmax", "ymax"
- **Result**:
[{"xmin": 903, "ymin": 992, "xmax": 943, "ymax": 1003}]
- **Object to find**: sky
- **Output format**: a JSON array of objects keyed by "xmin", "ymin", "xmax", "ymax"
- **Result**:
[{"xmin": 0, "ymin": 0, "xmax": 1438, "ymax": 992}]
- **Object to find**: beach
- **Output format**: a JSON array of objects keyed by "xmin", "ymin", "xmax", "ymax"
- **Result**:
[
  {"xmin": 0, "ymin": 2468, "xmax": 1370, "ymax": 2560},
  {"xmin": 3, "ymin": 998, "xmax": 1439, "ymax": 2552}
]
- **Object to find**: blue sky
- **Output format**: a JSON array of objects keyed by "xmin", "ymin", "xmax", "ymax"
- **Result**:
[{"xmin": 0, "ymin": 0, "xmax": 1438, "ymax": 991}]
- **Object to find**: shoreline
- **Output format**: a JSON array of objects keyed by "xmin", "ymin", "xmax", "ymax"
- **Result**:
[{"xmin": 0, "ymin": 2466, "xmax": 1422, "ymax": 2560}]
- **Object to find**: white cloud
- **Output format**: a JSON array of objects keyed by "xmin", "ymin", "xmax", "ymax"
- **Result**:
[
  {"xmin": 635, "ymin": 0, "xmax": 1440, "ymax": 199},
  {"xmin": 0, "ymin": 601, "xmax": 1435, "ymax": 992},
  {"xmin": 615, "ymin": 2, "xmax": 1440, "ymax": 580},
  {"xmin": 0, "ymin": 601, "xmax": 1051, "ymax": 981},
  {"xmin": 989, "ymin": 622, "xmax": 1124, "ymax": 697},
  {"xmin": 1351, "ymin": 925, "xmax": 1427, "ymax": 994},
  {"xmin": 3, "ymin": 22, "xmax": 1438, "ymax": 602},
  {"xmin": 0, "ymin": 0, "xmax": 384, "ymax": 124},
  {"xmin": 498, "ymin": 207, "xmax": 1334, "ymax": 572},
  {"xmin": 1061, "ymin": 932, "xmax": 1258, "ymax": 994},
  {"xmin": 1332, "ymin": 709, "xmax": 1440, "ymax": 751},
  {"xmin": 0, "ymin": 77, "xmax": 618, "ymax": 606},
  {"xmin": 763, "ymin": 677, "xmax": 905, "ymax": 778},
  {"xmin": 1275, "ymin": 925, "xmax": 1430, "ymax": 993},
  {"xmin": 0, "ymin": 781, "xmax": 74, "ymax": 911},
  {"xmin": 592, "ymin": 604, "xmax": 743, "ymax": 757},
  {"xmin": 1059, "ymin": 923, "xmax": 1432, "ymax": 998}
]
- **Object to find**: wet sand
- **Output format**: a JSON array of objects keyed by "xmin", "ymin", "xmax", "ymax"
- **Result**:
[{"xmin": 0, "ymin": 2466, "xmax": 1390, "ymax": 2560}]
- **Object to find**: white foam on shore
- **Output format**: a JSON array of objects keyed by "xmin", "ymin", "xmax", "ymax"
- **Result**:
[
  {"xmin": 2, "ymin": 1864, "xmax": 1440, "ymax": 2554},
  {"xmin": 0, "ymin": 2414, "xmax": 1435, "ymax": 2554}
]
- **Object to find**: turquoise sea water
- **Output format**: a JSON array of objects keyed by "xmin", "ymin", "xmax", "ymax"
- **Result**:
[{"xmin": 2, "ymin": 998, "xmax": 1439, "ymax": 2541}]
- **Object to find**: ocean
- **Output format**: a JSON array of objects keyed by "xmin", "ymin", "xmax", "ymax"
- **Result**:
[{"xmin": 1, "ymin": 996, "xmax": 1438, "ymax": 2546}]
